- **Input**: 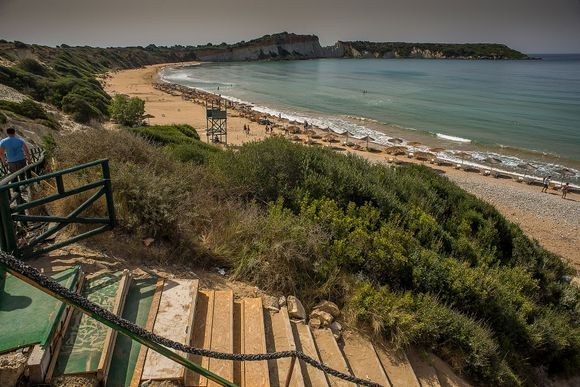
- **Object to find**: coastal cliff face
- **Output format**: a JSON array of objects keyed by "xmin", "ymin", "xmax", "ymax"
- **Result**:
[
  {"xmin": 336, "ymin": 41, "xmax": 529, "ymax": 60},
  {"xmin": 0, "ymin": 33, "xmax": 529, "ymax": 70},
  {"xmin": 193, "ymin": 32, "xmax": 328, "ymax": 61}
]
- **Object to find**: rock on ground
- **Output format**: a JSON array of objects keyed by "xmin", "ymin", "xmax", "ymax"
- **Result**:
[{"xmin": 287, "ymin": 295, "xmax": 306, "ymax": 320}]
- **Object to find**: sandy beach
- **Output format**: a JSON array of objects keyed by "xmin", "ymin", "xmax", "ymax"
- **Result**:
[{"xmin": 102, "ymin": 63, "xmax": 580, "ymax": 270}]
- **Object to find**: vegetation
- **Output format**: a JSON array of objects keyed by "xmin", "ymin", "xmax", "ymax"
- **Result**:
[
  {"xmin": 0, "ymin": 58, "xmax": 109, "ymax": 123},
  {"xmin": 53, "ymin": 129, "xmax": 579, "ymax": 386},
  {"xmin": 341, "ymin": 41, "xmax": 529, "ymax": 59},
  {"xmin": 0, "ymin": 99, "xmax": 60, "ymax": 129},
  {"xmin": 109, "ymin": 95, "xmax": 145, "ymax": 126}
]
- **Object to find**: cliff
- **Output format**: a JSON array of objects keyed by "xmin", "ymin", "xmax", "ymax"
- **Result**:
[
  {"xmin": 0, "ymin": 34, "xmax": 530, "ymax": 69},
  {"xmin": 193, "ymin": 32, "xmax": 327, "ymax": 61},
  {"xmin": 336, "ymin": 41, "xmax": 529, "ymax": 60}
]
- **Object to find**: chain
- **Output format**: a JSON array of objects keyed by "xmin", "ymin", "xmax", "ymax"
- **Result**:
[{"xmin": 0, "ymin": 252, "xmax": 383, "ymax": 387}]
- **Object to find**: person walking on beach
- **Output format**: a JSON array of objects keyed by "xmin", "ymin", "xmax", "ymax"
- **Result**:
[
  {"xmin": 0, "ymin": 127, "xmax": 31, "ymax": 173},
  {"xmin": 541, "ymin": 175, "xmax": 552, "ymax": 193},
  {"xmin": 561, "ymin": 182, "xmax": 569, "ymax": 199}
]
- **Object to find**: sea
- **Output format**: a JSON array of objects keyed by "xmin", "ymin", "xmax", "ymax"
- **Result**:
[{"xmin": 161, "ymin": 55, "xmax": 580, "ymax": 185}]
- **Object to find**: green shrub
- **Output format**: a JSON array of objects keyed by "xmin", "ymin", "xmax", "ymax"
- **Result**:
[
  {"xmin": 17, "ymin": 58, "xmax": 48, "ymax": 76},
  {"xmin": 0, "ymin": 98, "xmax": 48, "ymax": 120},
  {"xmin": 130, "ymin": 124, "xmax": 200, "ymax": 144},
  {"xmin": 52, "ymin": 131, "xmax": 579, "ymax": 385},
  {"xmin": 0, "ymin": 111, "xmax": 6, "ymax": 124},
  {"xmin": 109, "ymin": 94, "xmax": 145, "ymax": 126}
]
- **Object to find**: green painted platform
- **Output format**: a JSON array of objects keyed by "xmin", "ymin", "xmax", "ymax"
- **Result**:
[
  {"xmin": 107, "ymin": 277, "xmax": 157, "ymax": 386},
  {"xmin": 53, "ymin": 272, "xmax": 121, "ymax": 376},
  {"xmin": 0, "ymin": 267, "xmax": 81, "ymax": 354}
]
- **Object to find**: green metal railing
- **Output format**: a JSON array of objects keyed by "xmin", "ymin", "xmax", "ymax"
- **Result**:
[
  {"xmin": 0, "ymin": 159, "xmax": 115, "ymax": 259},
  {"xmin": 0, "ymin": 252, "xmax": 236, "ymax": 387}
]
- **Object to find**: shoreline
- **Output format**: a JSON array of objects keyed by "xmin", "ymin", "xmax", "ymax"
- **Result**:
[
  {"xmin": 159, "ymin": 61, "xmax": 580, "ymax": 187},
  {"xmin": 102, "ymin": 63, "xmax": 580, "ymax": 271}
]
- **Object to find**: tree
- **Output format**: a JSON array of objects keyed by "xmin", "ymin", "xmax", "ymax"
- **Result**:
[{"xmin": 109, "ymin": 94, "xmax": 145, "ymax": 126}]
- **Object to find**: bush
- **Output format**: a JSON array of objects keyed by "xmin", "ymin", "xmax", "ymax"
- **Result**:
[
  {"xmin": 0, "ymin": 111, "xmax": 6, "ymax": 124},
  {"xmin": 0, "ymin": 98, "xmax": 48, "ymax": 120},
  {"xmin": 109, "ymin": 94, "xmax": 145, "ymax": 126},
  {"xmin": 17, "ymin": 58, "xmax": 48, "ymax": 76},
  {"xmin": 130, "ymin": 124, "xmax": 200, "ymax": 144},
  {"xmin": 52, "ymin": 132, "xmax": 579, "ymax": 385}
]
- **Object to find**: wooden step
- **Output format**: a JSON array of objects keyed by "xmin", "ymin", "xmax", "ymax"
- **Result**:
[
  {"xmin": 407, "ymin": 348, "xmax": 442, "ymax": 387},
  {"xmin": 291, "ymin": 321, "xmax": 329, "ymax": 387},
  {"xmin": 311, "ymin": 328, "xmax": 355, "ymax": 387},
  {"xmin": 264, "ymin": 306, "xmax": 305, "ymax": 387},
  {"xmin": 375, "ymin": 345, "xmax": 420, "ymax": 387},
  {"xmin": 187, "ymin": 290, "xmax": 235, "ymax": 386},
  {"xmin": 340, "ymin": 331, "xmax": 390, "ymax": 386},
  {"xmin": 141, "ymin": 278, "xmax": 198, "ymax": 381},
  {"xmin": 238, "ymin": 298, "xmax": 270, "ymax": 387},
  {"xmin": 429, "ymin": 354, "xmax": 472, "ymax": 387},
  {"xmin": 129, "ymin": 278, "xmax": 165, "ymax": 387}
]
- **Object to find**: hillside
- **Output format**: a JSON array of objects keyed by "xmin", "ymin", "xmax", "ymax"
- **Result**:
[
  {"xmin": 337, "ymin": 41, "xmax": 529, "ymax": 59},
  {"xmin": 45, "ymin": 124, "xmax": 579, "ymax": 386}
]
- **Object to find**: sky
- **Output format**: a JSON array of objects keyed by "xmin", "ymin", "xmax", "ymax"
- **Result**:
[{"xmin": 1, "ymin": 0, "xmax": 580, "ymax": 54}]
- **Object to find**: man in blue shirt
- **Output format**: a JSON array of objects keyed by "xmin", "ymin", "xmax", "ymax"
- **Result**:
[{"xmin": 0, "ymin": 127, "xmax": 31, "ymax": 173}]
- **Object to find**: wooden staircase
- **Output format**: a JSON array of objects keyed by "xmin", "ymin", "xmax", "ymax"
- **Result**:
[{"xmin": 13, "ymin": 273, "xmax": 471, "ymax": 387}]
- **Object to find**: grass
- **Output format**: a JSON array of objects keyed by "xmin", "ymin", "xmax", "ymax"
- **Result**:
[{"xmin": 51, "ymin": 128, "xmax": 579, "ymax": 386}]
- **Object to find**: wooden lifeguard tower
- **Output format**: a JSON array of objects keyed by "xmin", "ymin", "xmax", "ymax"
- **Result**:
[{"xmin": 206, "ymin": 99, "xmax": 227, "ymax": 144}]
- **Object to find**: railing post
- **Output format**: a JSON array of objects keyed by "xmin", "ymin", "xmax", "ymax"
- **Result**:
[
  {"xmin": 0, "ymin": 189, "xmax": 17, "ymax": 255},
  {"xmin": 101, "ymin": 160, "xmax": 116, "ymax": 228}
]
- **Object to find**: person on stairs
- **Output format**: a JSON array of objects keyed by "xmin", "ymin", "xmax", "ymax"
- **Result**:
[{"xmin": 0, "ymin": 127, "xmax": 31, "ymax": 174}]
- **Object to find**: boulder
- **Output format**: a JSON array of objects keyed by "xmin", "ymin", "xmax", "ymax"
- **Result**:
[
  {"xmin": 287, "ymin": 296, "xmax": 306, "ymax": 320},
  {"xmin": 262, "ymin": 295, "xmax": 280, "ymax": 312},
  {"xmin": 309, "ymin": 317, "xmax": 322, "ymax": 329},
  {"xmin": 278, "ymin": 295, "xmax": 287, "ymax": 308},
  {"xmin": 313, "ymin": 300, "xmax": 340, "ymax": 318},
  {"xmin": 309, "ymin": 309, "xmax": 334, "ymax": 328},
  {"xmin": 330, "ymin": 321, "xmax": 342, "ymax": 339}
]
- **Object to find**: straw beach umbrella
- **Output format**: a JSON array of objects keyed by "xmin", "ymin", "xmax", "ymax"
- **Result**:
[
  {"xmin": 357, "ymin": 135, "xmax": 377, "ymax": 149},
  {"xmin": 455, "ymin": 151, "xmax": 472, "ymax": 167},
  {"xmin": 407, "ymin": 141, "xmax": 422, "ymax": 147},
  {"xmin": 429, "ymin": 147, "xmax": 445, "ymax": 153},
  {"xmin": 414, "ymin": 151, "xmax": 435, "ymax": 161},
  {"xmin": 384, "ymin": 146, "xmax": 407, "ymax": 155},
  {"xmin": 388, "ymin": 138, "xmax": 403, "ymax": 144},
  {"xmin": 484, "ymin": 156, "xmax": 502, "ymax": 176}
]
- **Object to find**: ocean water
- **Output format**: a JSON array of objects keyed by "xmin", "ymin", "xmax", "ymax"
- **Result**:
[{"xmin": 161, "ymin": 56, "xmax": 580, "ymax": 183}]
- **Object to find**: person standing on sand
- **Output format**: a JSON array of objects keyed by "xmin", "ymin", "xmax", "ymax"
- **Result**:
[
  {"xmin": 541, "ymin": 175, "xmax": 552, "ymax": 193},
  {"xmin": 0, "ymin": 127, "xmax": 31, "ymax": 173},
  {"xmin": 561, "ymin": 182, "xmax": 569, "ymax": 199}
]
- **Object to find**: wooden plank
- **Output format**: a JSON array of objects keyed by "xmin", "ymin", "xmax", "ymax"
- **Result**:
[
  {"xmin": 233, "ymin": 300, "xmax": 244, "ymax": 386},
  {"xmin": 242, "ymin": 298, "xmax": 269, "ymax": 387},
  {"xmin": 186, "ymin": 290, "xmax": 212, "ymax": 387},
  {"xmin": 407, "ymin": 348, "xmax": 442, "ymax": 387},
  {"xmin": 375, "ymin": 345, "xmax": 420, "ymax": 387},
  {"xmin": 129, "ymin": 277, "xmax": 164, "ymax": 387},
  {"xmin": 97, "ymin": 270, "xmax": 131, "ymax": 382},
  {"xmin": 291, "ymin": 322, "xmax": 329, "ymax": 387},
  {"xmin": 311, "ymin": 328, "xmax": 354, "ymax": 387},
  {"xmin": 43, "ymin": 273, "xmax": 86, "ymax": 384},
  {"xmin": 207, "ymin": 290, "xmax": 234, "ymax": 387},
  {"xmin": 429, "ymin": 354, "xmax": 472, "ymax": 387},
  {"xmin": 340, "ymin": 332, "xmax": 389, "ymax": 386},
  {"xmin": 141, "ymin": 278, "xmax": 198, "ymax": 381},
  {"xmin": 265, "ymin": 307, "xmax": 305, "ymax": 387},
  {"xmin": 183, "ymin": 279, "xmax": 200, "ymax": 382}
]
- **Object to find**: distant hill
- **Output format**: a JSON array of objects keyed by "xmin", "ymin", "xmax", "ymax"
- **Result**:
[
  {"xmin": 337, "ymin": 41, "xmax": 530, "ymax": 60},
  {"xmin": 0, "ymin": 33, "xmax": 529, "ymax": 67}
]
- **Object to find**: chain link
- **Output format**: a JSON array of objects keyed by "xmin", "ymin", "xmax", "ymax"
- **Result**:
[{"xmin": 0, "ymin": 253, "xmax": 383, "ymax": 387}]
